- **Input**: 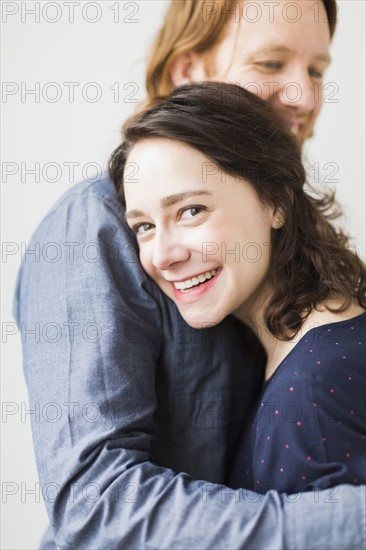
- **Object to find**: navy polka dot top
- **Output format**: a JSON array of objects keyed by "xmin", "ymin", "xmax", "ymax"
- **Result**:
[{"xmin": 229, "ymin": 312, "xmax": 366, "ymax": 494}]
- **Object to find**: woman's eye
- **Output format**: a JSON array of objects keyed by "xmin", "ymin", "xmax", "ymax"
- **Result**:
[
  {"xmin": 179, "ymin": 205, "xmax": 206, "ymax": 220},
  {"xmin": 132, "ymin": 222, "xmax": 154, "ymax": 236}
]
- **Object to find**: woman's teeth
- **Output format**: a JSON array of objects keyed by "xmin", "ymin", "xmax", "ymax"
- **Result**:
[{"xmin": 174, "ymin": 269, "xmax": 218, "ymax": 291}]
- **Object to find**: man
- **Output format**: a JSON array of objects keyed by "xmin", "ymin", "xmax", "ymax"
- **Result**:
[
  {"xmin": 146, "ymin": 0, "xmax": 335, "ymax": 144},
  {"xmin": 14, "ymin": 1, "xmax": 365, "ymax": 548}
]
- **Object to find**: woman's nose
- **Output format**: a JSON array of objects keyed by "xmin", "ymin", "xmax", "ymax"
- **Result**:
[{"xmin": 152, "ymin": 230, "xmax": 191, "ymax": 271}]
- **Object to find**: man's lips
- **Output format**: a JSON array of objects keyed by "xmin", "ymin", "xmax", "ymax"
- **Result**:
[
  {"xmin": 286, "ymin": 117, "xmax": 310, "ymax": 138},
  {"xmin": 290, "ymin": 120, "xmax": 302, "ymax": 130},
  {"xmin": 276, "ymin": 110, "xmax": 308, "ymax": 135},
  {"xmin": 288, "ymin": 120, "xmax": 304, "ymax": 133}
]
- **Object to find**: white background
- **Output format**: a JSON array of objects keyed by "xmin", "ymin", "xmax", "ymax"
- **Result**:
[{"xmin": 1, "ymin": 1, "xmax": 365, "ymax": 548}]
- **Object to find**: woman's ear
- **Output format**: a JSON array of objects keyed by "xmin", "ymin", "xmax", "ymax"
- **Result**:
[
  {"xmin": 271, "ymin": 207, "xmax": 285, "ymax": 229},
  {"xmin": 170, "ymin": 52, "xmax": 208, "ymax": 87}
]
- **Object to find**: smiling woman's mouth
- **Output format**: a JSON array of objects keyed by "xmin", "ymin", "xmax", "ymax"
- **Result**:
[
  {"xmin": 170, "ymin": 268, "xmax": 222, "ymax": 302},
  {"xmin": 174, "ymin": 268, "xmax": 219, "ymax": 291}
]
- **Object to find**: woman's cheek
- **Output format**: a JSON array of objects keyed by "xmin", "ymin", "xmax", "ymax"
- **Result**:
[
  {"xmin": 196, "ymin": 225, "xmax": 226, "ymax": 250},
  {"xmin": 139, "ymin": 246, "xmax": 154, "ymax": 278}
]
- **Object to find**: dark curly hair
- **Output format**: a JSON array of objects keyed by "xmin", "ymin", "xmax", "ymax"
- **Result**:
[{"xmin": 109, "ymin": 81, "xmax": 365, "ymax": 339}]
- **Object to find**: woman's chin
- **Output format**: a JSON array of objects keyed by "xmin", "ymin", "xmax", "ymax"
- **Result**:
[{"xmin": 178, "ymin": 309, "xmax": 224, "ymax": 330}]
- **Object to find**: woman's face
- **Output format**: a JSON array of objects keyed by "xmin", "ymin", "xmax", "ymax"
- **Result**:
[{"xmin": 124, "ymin": 138, "xmax": 279, "ymax": 328}]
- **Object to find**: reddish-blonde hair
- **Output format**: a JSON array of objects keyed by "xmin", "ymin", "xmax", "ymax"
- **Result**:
[{"xmin": 145, "ymin": 0, "xmax": 337, "ymax": 105}]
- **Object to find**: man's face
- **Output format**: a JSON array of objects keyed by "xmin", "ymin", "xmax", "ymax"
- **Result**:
[{"xmin": 179, "ymin": 0, "xmax": 331, "ymax": 143}]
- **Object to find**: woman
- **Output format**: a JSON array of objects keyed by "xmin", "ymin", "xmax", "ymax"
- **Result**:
[{"xmin": 109, "ymin": 81, "xmax": 366, "ymax": 494}]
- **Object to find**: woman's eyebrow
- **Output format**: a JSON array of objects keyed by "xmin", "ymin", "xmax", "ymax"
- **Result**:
[
  {"xmin": 160, "ymin": 190, "xmax": 212, "ymax": 208},
  {"xmin": 125, "ymin": 191, "xmax": 212, "ymax": 220},
  {"xmin": 125, "ymin": 209, "xmax": 146, "ymax": 221}
]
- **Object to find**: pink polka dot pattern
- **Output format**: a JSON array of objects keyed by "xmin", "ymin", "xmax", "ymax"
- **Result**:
[{"xmin": 229, "ymin": 312, "xmax": 366, "ymax": 495}]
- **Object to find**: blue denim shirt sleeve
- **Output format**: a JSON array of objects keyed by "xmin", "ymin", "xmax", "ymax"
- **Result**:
[{"xmin": 14, "ymin": 177, "xmax": 366, "ymax": 550}]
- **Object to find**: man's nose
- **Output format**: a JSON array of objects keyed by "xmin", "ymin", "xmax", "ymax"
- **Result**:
[
  {"xmin": 152, "ymin": 230, "xmax": 190, "ymax": 271},
  {"xmin": 276, "ymin": 71, "xmax": 318, "ymax": 112}
]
